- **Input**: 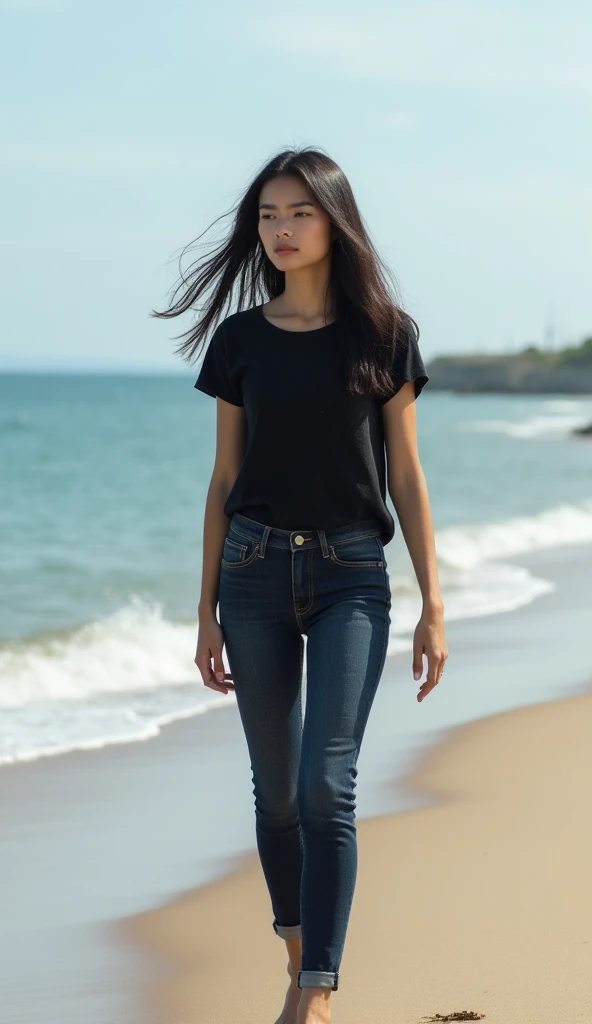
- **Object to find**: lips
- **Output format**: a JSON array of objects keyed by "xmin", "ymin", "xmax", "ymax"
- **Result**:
[{"xmin": 275, "ymin": 246, "xmax": 297, "ymax": 253}]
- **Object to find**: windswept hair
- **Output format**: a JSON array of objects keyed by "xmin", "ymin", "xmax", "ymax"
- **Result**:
[{"xmin": 151, "ymin": 145, "xmax": 419, "ymax": 401}]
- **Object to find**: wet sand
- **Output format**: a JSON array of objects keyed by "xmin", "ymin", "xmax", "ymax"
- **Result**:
[
  {"xmin": 3, "ymin": 541, "xmax": 592, "ymax": 1023},
  {"xmin": 120, "ymin": 683, "xmax": 592, "ymax": 1023}
]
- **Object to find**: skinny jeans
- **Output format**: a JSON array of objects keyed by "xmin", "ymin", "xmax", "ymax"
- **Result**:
[{"xmin": 218, "ymin": 512, "xmax": 392, "ymax": 991}]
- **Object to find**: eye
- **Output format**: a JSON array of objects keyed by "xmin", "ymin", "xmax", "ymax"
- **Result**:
[{"xmin": 259, "ymin": 211, "xmax": 312, "ymax": 219}]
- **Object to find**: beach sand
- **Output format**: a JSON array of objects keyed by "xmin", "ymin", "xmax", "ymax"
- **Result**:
[
  {"xmin": 120, "ymin": 685, "xmax": 592, "ymax": 1024},
  {"xmin": 4, "ymin": 541, "xmax": 592, "ymax": 1022}
]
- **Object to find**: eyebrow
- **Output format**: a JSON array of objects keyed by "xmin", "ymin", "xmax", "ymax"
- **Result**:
[{"xmin": 258, "ymin": 200, "xmax": 316, "ymax": 210}]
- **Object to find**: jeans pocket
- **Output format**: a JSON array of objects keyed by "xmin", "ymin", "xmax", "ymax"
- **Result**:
[
  {"xmin": 221, "ymin": 532, "xmax": 261, "ymax": 569},
  {"xmin": 328, "ymin": 535, "xmax": 384, "ymax": 568}
]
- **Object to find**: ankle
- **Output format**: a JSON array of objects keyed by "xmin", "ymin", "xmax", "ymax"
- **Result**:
[
  {"xmin": 287, "ymin": 960, "xmax": 302, "ymax": 981},
  {"xmin": 299, "ymin": 985, "xmax": 331, "ymax": 1001},
  {"xmin": 285, "ymin": 935, "xmax": 302, "ymax": 972},
  {"xmin": 297, "ymin": 986, "xmax": 332, "ymax": 1023}
]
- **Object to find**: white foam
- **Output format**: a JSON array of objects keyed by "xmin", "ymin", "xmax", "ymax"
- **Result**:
[
  {"xmin": 383, "ymin": 497, "xmax": 592, "ymax": 657},
  {"xmin": 2, "ymin": 498, "xmax": 592, "ymax": 764},
  {"xmin": 434, "ymin": 498, "xmax": 592, "ymax": 569},
  {"xmin": 0, "ymin": 597, "xmax": 233, "ymax": 764},
  {"xmin": 459, "ymin": 398, "xmax": 592, "ymax": 439},
  {"xmin": 386, "ymin": 561, "xmax": 554, "ymax": 657},
  {"xmin": 0, "ymin": 595, "xmax": 201, "ymax": 709},
  {"xmin": 0, "ymin": 690, "xmax": 233, "ymax": 765}
]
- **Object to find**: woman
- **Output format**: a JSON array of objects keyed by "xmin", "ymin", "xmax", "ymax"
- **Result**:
[{"xmin": 153, "ymin": 146, "xmax": 448, "ymax": 1024}]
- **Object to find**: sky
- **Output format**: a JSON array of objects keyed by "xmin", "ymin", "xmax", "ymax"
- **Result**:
[{"xmin": 1, "ymin": 0, "xmax": 591, "ymax": 372}]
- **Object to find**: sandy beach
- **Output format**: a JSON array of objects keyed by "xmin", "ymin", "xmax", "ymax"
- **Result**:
[
  {"xmin": 4, "ymin": 8, "xmax": 592, "ymax": 1019},
  {"xmin": 119, "ymin": 683, "xmax": 592, "ymax": 1024},
  {"xmin": 2, "ymin": 542, "xmax": 592, "ymax": 1023}
]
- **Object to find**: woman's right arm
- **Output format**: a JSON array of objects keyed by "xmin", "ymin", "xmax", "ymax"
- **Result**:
[{"xmin": 195, "ymin": 398, "xmax": 246, "ymax": 695}]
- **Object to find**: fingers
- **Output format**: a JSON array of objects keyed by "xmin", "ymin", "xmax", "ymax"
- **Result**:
[
  {"xmin": 417, "ymin": 653, "xmax": 447, "ymax": 703},
  {"xmin": 195, "ymin": 652, "xmax": 235, "ymax": 694},
  {"xmin": 212, "ymin": 654, "xmax": 234, "ymax": 689}
]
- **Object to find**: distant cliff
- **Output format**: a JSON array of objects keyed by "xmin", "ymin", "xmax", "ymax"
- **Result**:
[{"xmin": 425, "ymin": 336, "xmax": 592, "ymax": 394}]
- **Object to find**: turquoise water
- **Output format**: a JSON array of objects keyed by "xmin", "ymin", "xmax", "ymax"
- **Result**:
[{"xmin": 2, "ymin": 372, "xmax": 592, "ymax": 763}]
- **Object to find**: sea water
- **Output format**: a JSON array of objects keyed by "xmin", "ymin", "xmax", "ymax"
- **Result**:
[{"xmin": 2, "ymin": 372, "xmax": 592, "ymax": 765}]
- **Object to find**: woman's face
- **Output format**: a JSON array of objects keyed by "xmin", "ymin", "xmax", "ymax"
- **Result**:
[{"xmin": 257, "ymin": 174, "xmax": 333, "ymax": 271}]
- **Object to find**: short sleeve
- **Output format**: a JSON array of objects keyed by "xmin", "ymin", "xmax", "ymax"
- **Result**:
[
  {"xmin": 380, "ymin": 319, "xmax": 429, "ymax": 405},
  {"xmin": 193, "ymin": 319, "xmax": 243, "ymax": 407}
]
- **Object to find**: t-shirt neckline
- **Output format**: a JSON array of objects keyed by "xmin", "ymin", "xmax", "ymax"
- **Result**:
[{"xmin": 257, "ymin": 303, "xmax": 338, "ymax": 334}]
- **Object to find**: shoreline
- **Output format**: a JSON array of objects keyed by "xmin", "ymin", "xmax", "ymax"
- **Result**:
[
  {"xmin": 3, "ymin": 529, "xmax": 592, "ymax": 769},
  {"xmin": 118, "ymin": 680, "xmax": 592, "ymax": 1023},
  {"xmin": 3, "ymin": 540, "xmax": 592, "ymax": 1021}
]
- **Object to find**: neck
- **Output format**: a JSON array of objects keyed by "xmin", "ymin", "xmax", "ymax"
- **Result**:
[{"xmin": 279, "ymin": 265, "xmax": 334, "ymax": 319}]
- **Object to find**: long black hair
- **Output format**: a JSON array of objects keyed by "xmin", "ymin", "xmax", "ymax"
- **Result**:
[{"xmin": 151, "ymin": 145, "xmax": 419, "ymax": 401}]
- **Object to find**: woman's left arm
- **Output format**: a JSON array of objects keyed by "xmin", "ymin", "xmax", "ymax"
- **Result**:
[{"xmin": 383, "ymin": 381, "xmax": 448, "ymax": 703}]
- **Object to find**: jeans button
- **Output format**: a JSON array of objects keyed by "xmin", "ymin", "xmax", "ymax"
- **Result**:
[{"xmin": 294, "ymin": 535, "xmax": 305, "ymax": 546}]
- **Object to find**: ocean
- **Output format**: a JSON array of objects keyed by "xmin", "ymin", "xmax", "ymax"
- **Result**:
[{"xmin": 2, "ymin": 372, "xmax": 592, "ymax": 766}]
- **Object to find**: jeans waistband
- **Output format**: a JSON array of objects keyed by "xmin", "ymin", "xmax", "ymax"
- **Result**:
[{"xmin": 229, "ymin": 512, "xmax": 384, "ymax": 556}]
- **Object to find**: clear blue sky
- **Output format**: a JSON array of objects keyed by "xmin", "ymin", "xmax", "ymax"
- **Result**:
[{"xmin": 1, "ymin": 0, "xmax": 590, "ymax": 371}]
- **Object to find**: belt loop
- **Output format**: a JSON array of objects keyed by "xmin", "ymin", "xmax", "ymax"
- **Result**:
[
  {"xmin": 259, "ymin": 525, "xmax": 271, "ymax": 557},
  {"xmin": 317, "ymin": 529, "xmax": 329, "ymax": 558}
]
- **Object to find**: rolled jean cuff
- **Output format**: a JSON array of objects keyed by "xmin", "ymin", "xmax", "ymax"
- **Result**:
[
  {"xmin": 272, "ymin": 920, "xmax": 302, "ymax": 940},
  {"xmin": 298, "ymin": 970, "xmax": 339, "ymax": 991}
]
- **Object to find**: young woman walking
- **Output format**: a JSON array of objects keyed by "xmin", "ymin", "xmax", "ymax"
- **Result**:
[{"xmin": 154, "ymin": 146, "xmax": 448, "ymax": 1024}]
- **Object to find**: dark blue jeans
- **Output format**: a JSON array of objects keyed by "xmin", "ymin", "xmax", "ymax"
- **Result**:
[{"xmin": 218, "ymin": 512, "xmax": 392, "ymax": 992}]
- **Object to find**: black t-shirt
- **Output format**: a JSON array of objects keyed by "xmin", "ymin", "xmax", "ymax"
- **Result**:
[{"xmin": 193, "ymin": 303, "xmax": 429, "ymax": 545}]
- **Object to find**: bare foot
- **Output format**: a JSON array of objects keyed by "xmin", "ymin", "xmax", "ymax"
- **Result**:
[
  {"xmin": 295, "ymin": 986, "xmax": 332, "ymax": 1024},
  {"xmin": 272, "ymin": 965, "xmax": 302, "ymax": 1024}
]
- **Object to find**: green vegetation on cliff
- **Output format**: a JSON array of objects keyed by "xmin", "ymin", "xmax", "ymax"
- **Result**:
[{"xmin": 425, "ymin": 333, "xmax": 592, "ymax": 394}]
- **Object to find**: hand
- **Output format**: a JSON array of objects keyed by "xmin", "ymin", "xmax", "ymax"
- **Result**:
[
  {"xmin": 413, "ymin": 605, "xmax": 448, "ymax": 703},
  {"xmin": 195, "ymin": 618, "xmax": 235, "ymax": 695}
]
